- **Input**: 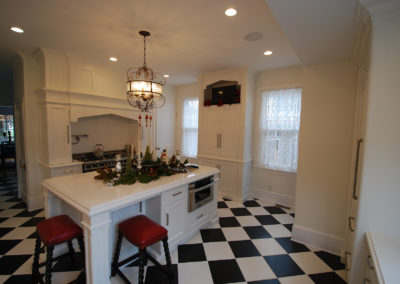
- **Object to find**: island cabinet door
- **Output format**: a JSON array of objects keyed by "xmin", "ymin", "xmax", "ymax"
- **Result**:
[{"xmin": 163, "ymin": 198, "xmax": 187, "ymax": 248}]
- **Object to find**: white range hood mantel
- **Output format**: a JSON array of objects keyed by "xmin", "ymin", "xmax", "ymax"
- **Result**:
[
  {"xmin": 33, "ymin": 47, "xmax": 144, "ymax": 122},
  {"xmin": 36, "ymin": 88, "xmax": 141, "ymax": 122}
]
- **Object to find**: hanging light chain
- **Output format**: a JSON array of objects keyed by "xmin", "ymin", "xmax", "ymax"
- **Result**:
[{"xmin": 143, "ymin": 33, "xmax": 147, "ymax": 67}]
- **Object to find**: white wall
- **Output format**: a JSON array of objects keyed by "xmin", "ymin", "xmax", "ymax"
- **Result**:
[
  {"xmin": 155, "ymin": 84, "xmax": 176, "ymax": 157},
  {"xmin": 71, "ymin": 115, "xmax": 138, "ymax": 154},
  {"xmin": 350, "ymin": 3, "xmax": 400, "ymax": 282},
  {"xmin": 250, "ymin": 66, "xmax": 302, "ymax": 207},
  {"xmin": 174, "ymin": 82, "xmax": 199, "ymax": 159},
  {"xmin": 293, "ymin": 61, "xmax": 357, "ymax": 254},
  {"xmin": 0, "ymin": 79, "xmax": 13, "ymax": 106}
]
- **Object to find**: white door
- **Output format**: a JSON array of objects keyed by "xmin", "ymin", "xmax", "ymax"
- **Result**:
[
  {"xmin": 199, "ymin": 108, "xmax": 220, "ymax": 157},
  {"xmin": 344, "ymin": 67, "xmax": 368, "ymax": 271},
  {"xmin": 219, "ymin": 107, "xmax": 240, "ymax": 159},
  {"xmin": 155, "ymin": 105, "xmax": 175, "ymax": 157},
  {"xmin": 13, "ymin": 101, "xmax": 28, "ymax": 203}
]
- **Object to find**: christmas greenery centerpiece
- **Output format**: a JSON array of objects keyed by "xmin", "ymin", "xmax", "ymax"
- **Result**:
[{"xmin": 94, "ymin": 146, "xmax": 190, "ymax": 186}]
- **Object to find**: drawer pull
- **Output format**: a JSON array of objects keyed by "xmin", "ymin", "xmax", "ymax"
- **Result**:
[
  {"xmin": 63, "ymin": 170, "xmax": 73, "ymax": 173},
  {"xmin": 367, "ymin": 254, "xmax": 374, "ymax": 269},
  {"xmin": 166, "ymin": 213, "xmax": 169, "ymax": 226},
  {"xmin": 364, "ymin": 278, "xmax": 371, "ymax": 284},
  {"xmin": 172, "ymin": 192, "xmax": 182, "ymax": 197},
  {"xmin": 196, "ymin": 214, "xmax": 204, "ymax": 220},
  {"xmin": 348, "ymin": 216, "xmax": 355, "ymax": 232}
]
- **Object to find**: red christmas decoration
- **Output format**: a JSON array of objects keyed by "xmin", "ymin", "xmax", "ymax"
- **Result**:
[
  {"xmin": 149, "ymin": 115, "xmax": 152, "ymax": 127},
  {"xmin": 138, "ymin": 114, "xmax": 142, "ymax": 127},
  {"xmin": 145, "ymin": 114, "xmax": 149, "ymax": 127}
]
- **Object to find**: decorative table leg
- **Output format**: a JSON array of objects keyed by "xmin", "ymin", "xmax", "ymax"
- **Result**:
[{"xmin": 81, "ymin": 212, "xmax": 112, "ymax": 284}]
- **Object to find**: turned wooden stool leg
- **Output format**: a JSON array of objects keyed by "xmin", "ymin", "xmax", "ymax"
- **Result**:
[
  {"xmin": 162, "ymin": 237, "xmax": 173, "ymax": 280},
  {"xmin": 77, "ymin": 234, "xmax": 85, "ymax": 271},
  {"xmin": 138, "ymin": 249, "xmax": 146, "ymax": 284},
  {"xmin": 32, "ymin": 236, "xmax": 42, "ymax": 283},
  {"xmin": 45, "ymin": 246, "xmax": 54, "ymax": 284},
  {"xmin": 111, "ymin": 232, "xmax": 123, "ymax": 277},
  {"xmin": 67, "ymin": 240, "xmax": 75, "ymax": 263}
]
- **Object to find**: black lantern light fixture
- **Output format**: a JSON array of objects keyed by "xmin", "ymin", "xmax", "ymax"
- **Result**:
[{"xmin": 127, "ymin": 31, "xmax": 166, "ymax": 112}]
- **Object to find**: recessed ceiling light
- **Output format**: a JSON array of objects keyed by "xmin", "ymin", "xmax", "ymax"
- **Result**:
[
  {"xmin": 225, "ymin": 8, "xmax": 237, "ymax": 17},
  {"xmin": 264, "ymin": 50, "xmax": 273, "ymax": 56},
  {"xmin": 109, "ymin": 57, "xmax": 118, "ymax": 62},
  {"xmin": 10, "ymin": 26, "xmax": 24, "ymax": 33},
  {"xmin": 163, "ymin": 74, "xmax": 170, "ymax": 78}
]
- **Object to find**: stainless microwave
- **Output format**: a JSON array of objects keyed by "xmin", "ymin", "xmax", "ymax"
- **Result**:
[{"xmin": 188, "ymin": 176, "xmax": 214, "ymax": 212}]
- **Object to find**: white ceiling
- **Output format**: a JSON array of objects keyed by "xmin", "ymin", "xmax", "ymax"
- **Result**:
[
  {"xmin": 0, "ymin": 0, "xmax": 357, "ymax": 85},
  {"xmin": 265, "ymin": 0, "xmax": 358, "ymax": 65}
]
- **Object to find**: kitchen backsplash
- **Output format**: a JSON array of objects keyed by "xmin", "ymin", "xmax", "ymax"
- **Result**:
[{"xmin": 71, "ymin": 114, "xmax": 138, "ymax": 154}]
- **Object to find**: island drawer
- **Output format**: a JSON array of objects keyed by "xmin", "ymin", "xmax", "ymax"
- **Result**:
[
  {"xmin": 188, "ymin": 204, "xmax": 209, "ymax": 230},
  {"xmin": 51, "ymin": 164, "xmax": 82, "ymax": 177},
  {"xmin": 163, "ymin": 185, "xmax": 187, "ymax": 204}
]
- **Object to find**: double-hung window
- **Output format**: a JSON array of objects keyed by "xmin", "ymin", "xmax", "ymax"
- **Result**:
[
  {"xmin": 181, "ymin": 98, "xmax": 199, "ymax": 157},
  {"xmin": 257, "ymin": 88, "xmax": 302, "ymax": 172}
]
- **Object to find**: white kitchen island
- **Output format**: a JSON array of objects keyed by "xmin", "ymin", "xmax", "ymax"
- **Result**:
[{"xmin": 41, "ymin": 166, "xmax": 219, "ymax": 284}]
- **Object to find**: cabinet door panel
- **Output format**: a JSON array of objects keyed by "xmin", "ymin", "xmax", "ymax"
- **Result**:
[
  {"xmin": 199, "ymin": 108, "xmax": 219, "ymax": 157},
  {"xmin": 218, "ymin": 161, "xmax": 238, "ymax": 196},
  {"xmin": 219, "ymin": 108, "xmax": 240, "ymax": 159},
  {"xmin": 47, "ymin": 105, "xmax": 72, "ymax": 164},
  {"xmin": 164, "ymin": 199, "xmax": 187, "ymax": 247}
]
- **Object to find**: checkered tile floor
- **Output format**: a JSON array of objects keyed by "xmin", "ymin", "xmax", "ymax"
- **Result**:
[{"xmin": 0, "ymin": 176, "xmax": 347, "ymax": 283}]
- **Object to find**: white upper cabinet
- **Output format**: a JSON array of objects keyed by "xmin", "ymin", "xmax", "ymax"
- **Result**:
[{"xmin": 39, "ymin": 103, "xmax": 72, "ymax": 165}]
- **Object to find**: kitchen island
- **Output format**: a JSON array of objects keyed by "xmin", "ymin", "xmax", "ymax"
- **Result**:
[{"xmin": 41, "ymin": 166, "xmax": 219, "ymax": 284}]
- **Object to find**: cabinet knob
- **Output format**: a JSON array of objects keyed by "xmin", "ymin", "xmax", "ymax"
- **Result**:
[{"xmin": 172, "ymin": 191, "xmax": 182, "ymax": 197}]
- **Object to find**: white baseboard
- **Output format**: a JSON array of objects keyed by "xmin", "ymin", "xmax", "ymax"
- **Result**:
[
  {"xmin": 292, "ymin": 224, "xmax": 344, "ymax": 255},
  {"xmin": 28, "ymin": 194, "xmax": 44, "ymax": 211},
  {"xmin": 250, "ymin": 188, "xmax": 295, "ymax": 208}
]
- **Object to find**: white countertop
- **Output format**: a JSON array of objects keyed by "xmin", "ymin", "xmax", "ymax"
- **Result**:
[
  {"xmin": 366, "ymin": 231, "xmax": 400, "ymax": 284},
  {"xmin": 42, "ymin": 166, "xmax": 219, "ymax": 216}
]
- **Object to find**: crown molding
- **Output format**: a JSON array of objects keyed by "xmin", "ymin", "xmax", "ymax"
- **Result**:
[{"xmin": 360, "ymin": 0, "xmax": 400, "ymax": 18}]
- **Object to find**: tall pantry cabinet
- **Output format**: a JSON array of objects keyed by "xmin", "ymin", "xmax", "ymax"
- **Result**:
[{"xmin": 197, "ymin": 67, "xmax": 255, "ymax": 201}]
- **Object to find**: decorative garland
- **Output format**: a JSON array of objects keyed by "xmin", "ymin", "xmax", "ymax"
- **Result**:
[{"xmin": 95, "ymin": 146, "xmax": 190, "ymax": 186}]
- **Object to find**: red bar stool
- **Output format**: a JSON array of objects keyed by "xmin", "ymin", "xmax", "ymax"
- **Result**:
[
  {"xmin": 32, "ymin": 215, "xmax": 85, "ymax": 284},
  {"xmin": 111, "ymin": 215, "xmax": 174, "ymax": 284}
]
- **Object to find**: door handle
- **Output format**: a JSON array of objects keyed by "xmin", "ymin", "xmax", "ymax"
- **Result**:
[
  {"xmin": 219, "ymin": 133, "xmax": 222, "ymax": 148},
  {"xmin": 345, "ymin": 251, "xmax": 352, "ymax": 271},
  {"xmin": 367, "ymin": 254, "xmax": 374, "ymax": 269},
  {"xmin": 348, "ymin": 217, "xmax": 355, "ymax": 232},
  {"xmin": 353, "ymin": 139, "xmax": 363, "ymax": 200},
  {"xmin": 67, "ymin": 125, "xmax": 70, "ymax": 144},
  {"xmin": 166, "ymin": 213, "xmax": 169, "ymax": 226}
]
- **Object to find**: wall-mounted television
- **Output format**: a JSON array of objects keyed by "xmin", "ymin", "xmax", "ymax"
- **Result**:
[{"xmin": 204, "ymin": 80, "xmax": 241, "ymax": 106}]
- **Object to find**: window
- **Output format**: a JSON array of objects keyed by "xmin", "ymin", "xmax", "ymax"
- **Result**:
[
  {"xmin": 257, "ymin": 88, "xmax": 302, "ymax": 172},
  {"xmin": 181, "ymin": 98, "xmax": 199, "ymax": 157},
  {"xmin": 0, "ymin": 106, "xmax": 14, "ymax": 143}
]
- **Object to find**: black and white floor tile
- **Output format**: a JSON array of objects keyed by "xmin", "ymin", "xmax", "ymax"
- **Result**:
[{"xmin": 0, "ymin": 176, "xmax": 347, "ymax": 283}]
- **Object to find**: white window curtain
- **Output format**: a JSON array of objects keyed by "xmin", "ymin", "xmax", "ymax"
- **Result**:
[
  {"xmin": 257, "ymin": 88, "xmax": 302, "ymax": 172},
  {"xmin": 181, "ymin": 98, "xmax": 199, "ymax": 157}
]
